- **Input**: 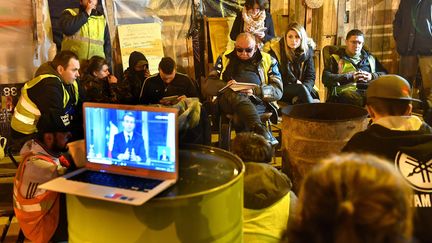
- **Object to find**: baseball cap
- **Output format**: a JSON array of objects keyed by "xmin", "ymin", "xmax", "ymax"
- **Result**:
[
  {"xmin": 37, "ymin": 113, "xmax": 70, "ymax": 134},
  {"xmin": 366, "ymin": 74, "xmax": 420, "ymax": 102}
]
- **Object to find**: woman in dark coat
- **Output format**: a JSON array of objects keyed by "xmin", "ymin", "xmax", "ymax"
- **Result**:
[
  {"xmin": 230, "ymin": 0, "xmax": 275, "ymax": 48},
  {"xmin": 80, "ymin": 56, "xmax": 119, "ymax": 103},
  {"xmin": 264, "ymin": 22, "xmax": 319, "ymax": 104}
]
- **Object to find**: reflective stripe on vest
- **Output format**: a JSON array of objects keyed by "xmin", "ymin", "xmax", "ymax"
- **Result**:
[
  {"xmin": 13, "ymin": 154, "xmax": 60, "ymax": 243},
  {"xmin": 13, "ymin": 154, "xmax": 58, "ymax": 213},
  {"xmin": 220, "ymin": 50, "xmax": 271, "ymax": 84},
  {"xmin": 11, "ymin": 74, "xmax": 78, "ymax": 134},
  {"xmin": 332, "ymin": 54, "xmax": 376, "ymax": 74},
  {"xmin": 61, "ymin": 8, "xmax": 105, "ymax": 60}
]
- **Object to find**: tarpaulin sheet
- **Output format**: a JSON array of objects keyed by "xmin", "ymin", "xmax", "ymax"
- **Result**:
[{"xmin": 110, "ymin": 0, "xmax": 193, "ymax": 75}]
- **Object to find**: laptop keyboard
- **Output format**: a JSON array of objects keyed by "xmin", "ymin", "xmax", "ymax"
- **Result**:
[{"xmin": 69, "ymin": 170, "xmax": 163, "ymax": 192}]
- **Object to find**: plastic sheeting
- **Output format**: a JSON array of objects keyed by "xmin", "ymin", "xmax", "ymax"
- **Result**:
[
  {"xmin": 0, "ymin": 0, "xmax": 55, "ymax": 140},
  {"xmin": 108, "ymin": 0, "xmax": 194, "ymax": 76},
  {"xmin": 202, "ymin": 0, "xmax": 241, "ymax": 17},
  {"xmin": 0, "ymin": 0, "xmax": 54, "ymax": 84}
]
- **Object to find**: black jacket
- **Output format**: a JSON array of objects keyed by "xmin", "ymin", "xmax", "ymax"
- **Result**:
[
  {"xmin": 28, "ymin": 62, "xmax": 84, "ymax": 139},
  {"xmin": 393, "ymin": 0, "xmax": 432, "ymax": 55},
  {"xmin": 343, "ymin": 122, "xmax": 432, "ymax": 243},
  {"xmin": 230, "ymin": 10, "xmax": 275, "ymax": 43},
  {"xmin": 266, "ymin": 38, "xmax": 316, "ymax": 93},
  {"xmin": 139, "ymin": 72, "xmax": 198, "ymax": 105}
]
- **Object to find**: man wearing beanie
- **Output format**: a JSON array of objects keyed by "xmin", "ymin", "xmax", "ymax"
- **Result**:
[
  {"xmin": 231, "ymin": 132, "xmax": 296, "ymax": 242},
  {"xmin": 120, "ymin": 51, "xmax": 151, "ymax": 104},
  {"xmin": 343, "ymin": 74, "xmax": 432, "ymax": 243},
  {"xmin": 13, "ymin": 113, "xmax": 74, "ymax": 243}
]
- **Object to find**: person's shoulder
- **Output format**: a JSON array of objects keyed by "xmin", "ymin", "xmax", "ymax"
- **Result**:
[
  {"xmin": 175, "ymin": 72, "xmax": 193, "ymax": 82},
  {"xmin": 114, "ymin": 132, "xmax": 123, "ymax": 138},
  {"xmin": 145, "ymin": 73, "xmax": 161, "ymax": 82},
  {"xmin": 133, "ymin": 132, "xmax": 144, "ymax": 142}
]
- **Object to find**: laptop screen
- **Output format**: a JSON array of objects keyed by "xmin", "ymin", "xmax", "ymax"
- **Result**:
[{"xmin": 83, "ymin": 103, "xmax": 177, "ymax": 173}]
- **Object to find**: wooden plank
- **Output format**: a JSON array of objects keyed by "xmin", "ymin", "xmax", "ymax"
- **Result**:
[
  {"xmin": 270, "ymin": 0, "xmax": 289, "ymax": 36},
  {"xmin": 337, "ymin": 0, "xmax": 346, "ymax": 44}
]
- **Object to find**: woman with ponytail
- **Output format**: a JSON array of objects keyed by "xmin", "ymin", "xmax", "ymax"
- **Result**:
[
  {"xmin": 80, "ymin": 55, "xmax": 119, "ymax": 103},
  {"xmin": 283, "ymin": 153, "xmax": 414, "ymax": 243}
]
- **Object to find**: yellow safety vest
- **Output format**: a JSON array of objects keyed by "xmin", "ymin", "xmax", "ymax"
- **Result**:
[
  {"xmin": 331, "ymin": 54, "xmax": 376, "ymax": 74},
  {"xmin": 220, "ymin": 50, "xmax": 271, "ymax": 84},
  {"xmin": 330, "ymin": 54, "xmax": 376, "ymax": 96},
  {"xmin": 61, "ymin": 8, "xmax": 106, "ymax": 60},
  {"xmin": 11, "ymin": 74, "xmax": 79, "ymax": 134}
]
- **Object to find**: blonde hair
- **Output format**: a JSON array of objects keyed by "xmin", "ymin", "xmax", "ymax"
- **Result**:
[
  {"xmin": 287, "ymin": 153, "xmax": 413, "ymax": 243},
  {"xmin": 285, "ymin": 22, "xmax": 312, "ymax": 62}
]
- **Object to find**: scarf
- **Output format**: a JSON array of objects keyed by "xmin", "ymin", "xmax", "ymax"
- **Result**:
[{"xmin": 242, "ymin": 8, "xmax": 266, "ymax": 46}]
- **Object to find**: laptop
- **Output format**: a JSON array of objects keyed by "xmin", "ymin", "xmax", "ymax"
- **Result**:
[{"xmin": 39, "ymin": 102, "xmax": 179, "ymax": 206}]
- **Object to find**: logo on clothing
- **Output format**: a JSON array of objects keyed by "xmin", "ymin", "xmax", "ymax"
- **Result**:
[
  {"xmin": 60, "ymin": 114, "xmax": 70, "ymax": 126},
  {"xmin": 395, "ymin": 152, "xmax": 432, "ymax": 193}
]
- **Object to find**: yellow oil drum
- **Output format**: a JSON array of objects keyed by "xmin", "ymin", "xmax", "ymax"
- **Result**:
[
  {"xmin": 281, "ymin": 103, "xmax": 368, "ymax": 192},
  {"xmin": 66, "ymin": 144, "xmax": 244, "ymax": 243}
]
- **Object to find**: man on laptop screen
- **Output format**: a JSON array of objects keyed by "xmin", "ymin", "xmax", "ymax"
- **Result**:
[
  {"xmin": 40, "ymin": 103, "xmax": 178, "ymax": 205},
  {"xmin": 111, "ymin": 112, "xmax": 146, "ymax": 163}
]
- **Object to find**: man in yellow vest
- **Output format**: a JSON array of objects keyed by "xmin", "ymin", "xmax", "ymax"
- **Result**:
[
  {"xmin": 60, "ymin": 0, "xmax": 111, "ymax": 64},
  {"xmin": 11, "ymin": 51, "xmax": 82, "ymax": 149},
  {"xmin": 14, "ymin": 112, "xmax": 74, "ymax": 243},
  {"xmin": 205, "ymin": 32, "xmax": 283, "ymax": 145},
  {"xmin": 322, "ymin": 29, "xmax": 387, "ymax": 106}
]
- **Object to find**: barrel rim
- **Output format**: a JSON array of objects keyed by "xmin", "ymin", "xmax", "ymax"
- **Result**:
[
  {"xmin": 153, "ymin": 144, "xmax": 245, "ymax": 201},
  {"xmin": 281, "ymin": 103, "xmax": 368, "ymax": 122}
]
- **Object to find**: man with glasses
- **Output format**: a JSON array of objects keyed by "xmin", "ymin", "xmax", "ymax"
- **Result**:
[
  {"xmin": 322, "ymin": 29, "xmax": 387, "ymax": 106},
  {"xmin": 205, "ymin": 32, "xmax": 283, "ymax": 145}
]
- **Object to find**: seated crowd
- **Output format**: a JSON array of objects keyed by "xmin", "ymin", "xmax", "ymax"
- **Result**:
[{"xmin": 8, "ymin": 0, "xmax": 431, "ymax": 241}]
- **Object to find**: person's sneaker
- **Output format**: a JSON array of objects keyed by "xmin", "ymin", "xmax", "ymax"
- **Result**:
[{"xmin": 253, "ymin": 123, "xmax": 279, "ymax": 146}]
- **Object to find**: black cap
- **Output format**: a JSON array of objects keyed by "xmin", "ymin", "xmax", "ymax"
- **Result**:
[{"xmin": 37, "ymin": 113, "xmax": 70, "ymax": 134}]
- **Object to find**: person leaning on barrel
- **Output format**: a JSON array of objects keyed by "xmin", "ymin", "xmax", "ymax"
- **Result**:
[{"xmin": 342, "ymin": 74, "xmax": 432, "ymax": 243}]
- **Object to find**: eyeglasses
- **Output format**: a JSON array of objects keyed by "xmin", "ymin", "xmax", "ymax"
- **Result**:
[{"xmin": 236, "ymin": 47, "xmax": 254, "ymax": 53}]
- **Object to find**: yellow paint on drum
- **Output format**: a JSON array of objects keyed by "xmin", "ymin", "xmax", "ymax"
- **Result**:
[{"xmin": 67, "ymin": 144, "xmax": 245, "ymax": 243}]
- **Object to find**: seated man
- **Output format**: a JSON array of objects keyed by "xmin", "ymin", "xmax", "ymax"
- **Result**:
[
  {"xmin": 119, "ymin": 51, "xmax": 151, "ymax": 104},
  {"xmin": 112, "ymin": 112, "xmax": 146, "ymax": 162},
  {"xmin": 206, "ymin": 32, "xmax": 283, "ymax": 145},
  {"xmin": 322, "ymin": 29, "xmax": 387, "ymax": 106},
  {"xmin": 342, "ymin": 75, "xmax": 432, "ymax": 243},
  {"xmin": 139, "ymin": 57, "xmax": 210, "ymax": 145},
  {"xmin": 13, "ymin": 113, "xmax": 74, "ymax": 243},
  {"xmin": 139, "ymin": 57, "xmax": 198, "ymax": 105}
]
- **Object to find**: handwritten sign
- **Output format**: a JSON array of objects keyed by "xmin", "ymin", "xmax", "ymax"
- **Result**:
[{"xmin": 117, "ymin": 23, "xmax": 164, "ymax": 74}]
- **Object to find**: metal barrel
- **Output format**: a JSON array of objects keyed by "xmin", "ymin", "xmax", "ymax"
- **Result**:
[
  {"xmin": 281, "ymin": 103, "xmax": 368, "ymax": 192},
  {"xmin": 67, "ymin": 144, "xmax": 245, "ymax": 243}
]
